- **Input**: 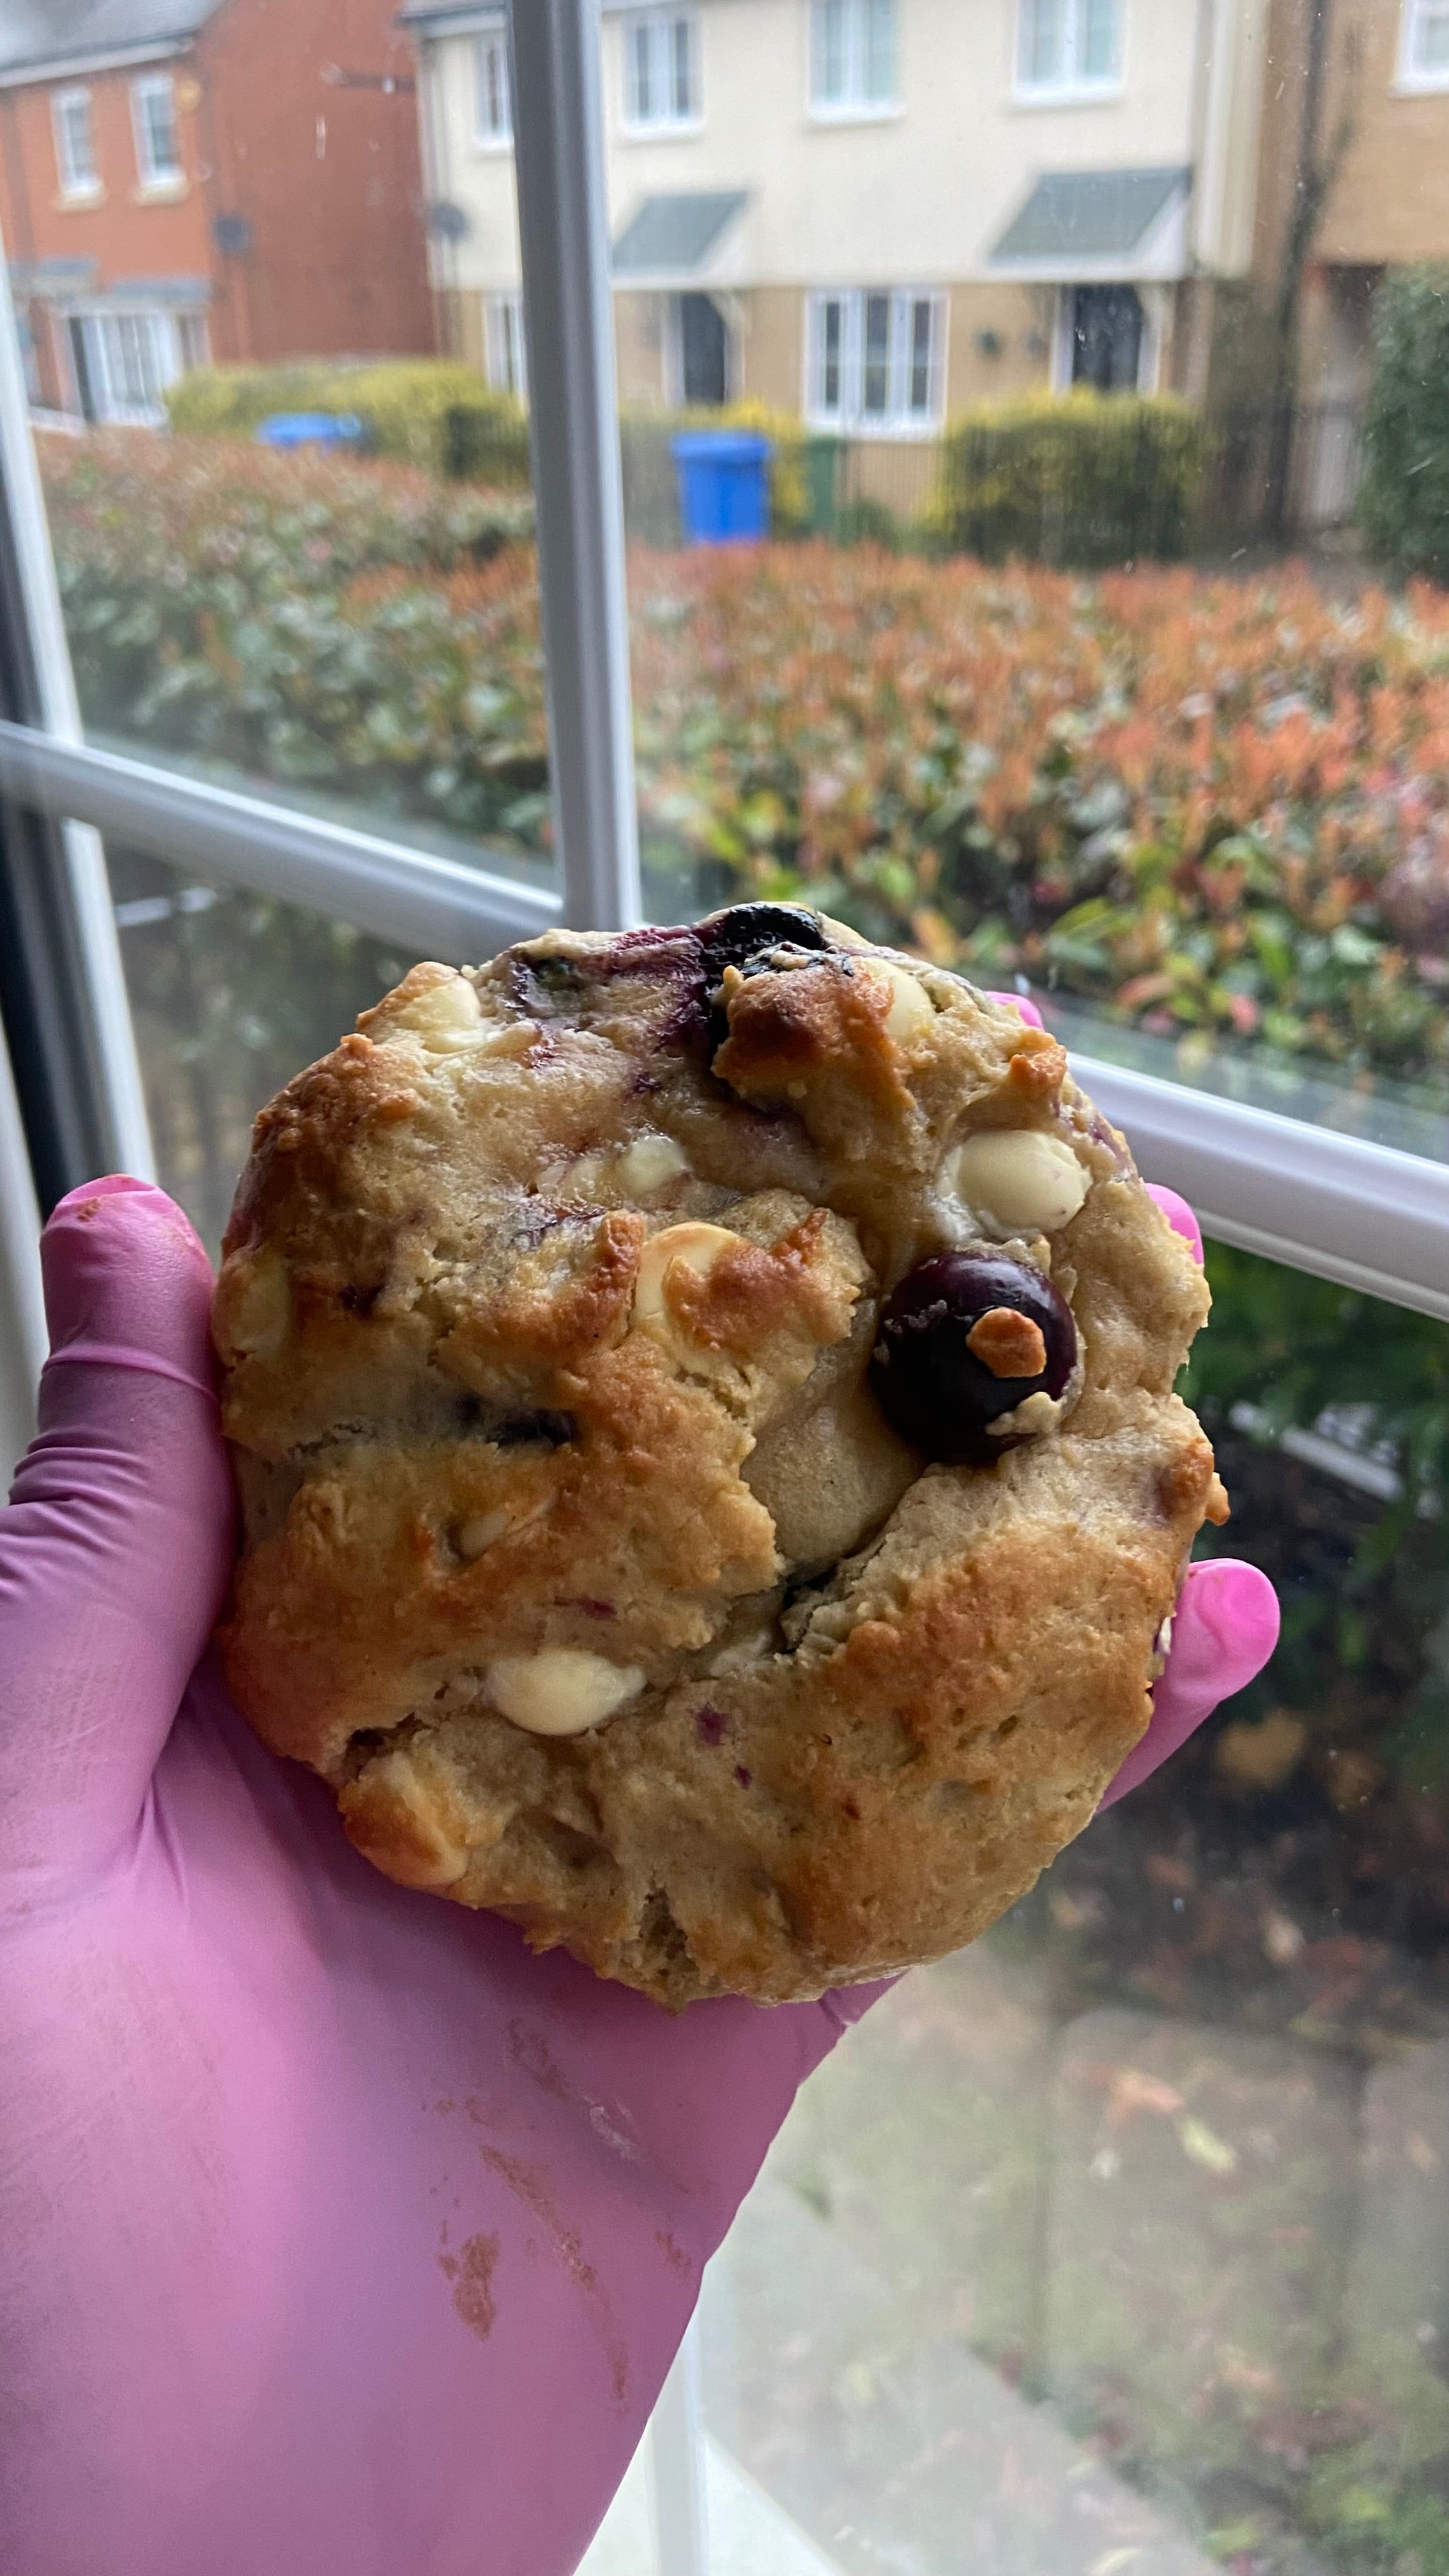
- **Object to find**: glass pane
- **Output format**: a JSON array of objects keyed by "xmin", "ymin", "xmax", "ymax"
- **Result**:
[
  {"xmin": 814, "ymin": 0, "xmax": 848, "ymax": 103},
  {"xmin": 12, "ymin": 0, "xmax": 553, "ymax": 900},
  {"xmin": 700, "ymin": 1240, "xmax": 1449, "ymax": 2576},
  {"xmin": 109, "ymin": 846, "xmax": 410, "ymax": 1254},
  {"xmin": 673, "ymin": 15, "xmax": 694, "ymax": 118},
  {"xmin": 1419, "ymin": 2, "xmax": 1449, "ymax": 72},
  {"xmin": 864, "ymin": 0, "xmax": 895, "ymax": 102},
  {"xmin": 597, "ymin": 0, "xmax": 1448, "ymax": 1167}
]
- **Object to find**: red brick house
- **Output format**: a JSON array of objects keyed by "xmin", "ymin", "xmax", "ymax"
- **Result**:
[{"xmin": 0, "ymin": 0, "xmax": 434, "ymax": 424}]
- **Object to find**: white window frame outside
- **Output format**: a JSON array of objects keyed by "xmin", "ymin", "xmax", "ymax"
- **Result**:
[
  {"xmin": 805, "ymin": 286, "xmax": 944, "ymax": 435},
  {"xmin": 473, "ymin": 24, "xmax": 514, "ymax": 146},
  {"xmin": 619, "ymin": 8, "xmax": 701, "ymax": 134},
  {"xmin": 1015, "ymin": 0, "xmax": 1123, "ymax": 101},
  {"xmin": 484, "ymin": 290, "xmax": 528, "ymax": 398},
  {"xmin": 808, "ymin": 0, "xmax": 898, "ymax": 119},
  {"xmin": 1397, "ymin": 0, "xmax": 1449, "ymax": 88},
  {"xmin": 130, "ymin": 73, "xmax": 183, "ymax": 189},
  {"xmin": 52, "ymin": 88, "xmax": 100, "ymax": 201},
  {"xmin": 65, "ymin": 307, "xmax": 189, "ymax": 428}
]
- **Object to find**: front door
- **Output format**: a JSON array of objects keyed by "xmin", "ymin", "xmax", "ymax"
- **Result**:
[
  {"xmin": 1070, "ymin": 286, "xmax": 1144, "ymax": 394},
  {"xmin": 678, "ymin": 292, "xmax": 728, "ymax": 406}
]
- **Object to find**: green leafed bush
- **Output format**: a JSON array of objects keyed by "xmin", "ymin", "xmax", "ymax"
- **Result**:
[
  {"xmin": 933, "ymin": 390, "xmax": 1209, "ymax": 567},
  {"xmin": 167, "ymin": 358, "xmax": 532, "ymax": 487},
  {"xmin": 1358, "ymin": 263, "xmax": 1449, "ymax": 581}
]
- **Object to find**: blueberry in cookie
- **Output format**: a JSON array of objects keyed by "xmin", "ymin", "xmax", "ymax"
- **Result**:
[{"xmin": 213, "ymin": 907, "xmax": 1224, "ymax": 2005}]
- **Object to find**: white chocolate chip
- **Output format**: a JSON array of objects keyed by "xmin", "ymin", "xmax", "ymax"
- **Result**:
[
  {"xmin": 362, "ymin": 1752, "xmax": 469, "ymax": 1889},
  {"xmin": 864, "ymin": 958, "xmax": 935, "ymax": 1045},
  {"xmin": 632, "ymin": 1221, "xmax": 742, "ymax": 1349},
  {"xmin": 940, "ymin": 1130, "xmax": 1088, "ymax": 1236},
  {"xmin": 615, "ymin": 1133, "xmax": 690, "ymax": 1195},
  {"xmin": 456, "ymin": 1510, "xmax": 510, "ymax": 1561},
  {"xmin": 987, "ymin": 1388, "xmax": 1061, "ymax": 1438},
  {"xmin": 486, "ymin": 1648, "xmax": 645, "ymax": 1737},
  {"xmin": 384, "ymin": 975, "xmax": 486, "ymax": 1052}
]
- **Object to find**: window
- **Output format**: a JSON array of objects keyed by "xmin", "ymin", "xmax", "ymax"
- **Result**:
[
  {"xmin": 484, "ymin": 291, "xmax": 526, "ymax": 398},
  {"xmin": 809, "ymin": 0, "xmax": 896, "ymax": 113},
  {"xmin": 1016, "ymin": 0, "xmax": 1121, "ymax": 95},
  {"xmin": 1400, "ymin": 0, "xmax": 1449, "ymax": 84},
  {"xmin": 52, "ymin": 89, "xmax": 98, "ymax": 199},
  {"xmin": 620, "ymin": 9, "xmax": 698, "ymax": 130},
  {"xmin": 130, "ymin": 74, "xmax": 182, "ymax": 186},
  {"xmin": 66, "ymin": 310, "xmax": 185, "ymax": 427},
  {"xmin": 807, "ymin": 288, "xmax": 942, "ymax": 431},
  {"xmin": 1065, "ymin": 282, "xmax": 1145, "ymax": 390},
  {"xmin": 473, "ymin": 27, "xmax": 512, "ymax": 144}
]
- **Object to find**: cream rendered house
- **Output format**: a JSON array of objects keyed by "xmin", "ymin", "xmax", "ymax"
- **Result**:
[{"xmin": 404, "ymin": 0, "xmax": 1268, "ymax": 495}]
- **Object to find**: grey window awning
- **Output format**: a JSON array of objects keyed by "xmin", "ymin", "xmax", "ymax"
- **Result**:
[
  {"xmin": 990, "ymin": 166, "xmax": 1191, "ymax": 282},
  {"xmin": 612, "ymin": 190, "xmax": 747, "ymax": 282},
  {"xmin": 8, "ymin": 257, "xmax": 100, "ymax": 296}
]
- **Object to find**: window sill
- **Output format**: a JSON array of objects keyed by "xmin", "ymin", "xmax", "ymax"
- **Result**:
[
  {"xmin": 806, "ymin": 100, "xmax": 901, "ymax": 125},
  {"xmin": 1009, "ymin": 80, "xmax": 1123, "ymax": 108},
  {"xmin": 1392, "ymin": 69, "xmax": 1449, "ymax": 92},
  {"xmin": 134, "ymin": 174, "xmax": 187, "ymax": 202},
  {"xmin": 618, "ymin": 116, "xmax": 704, "ymax": 141},
  {"xmin": 803, "ymin": 412, "xmax": 941, "ymax": 440},
  {"xmin": 55, "ymin": 185, "xmax": 105, "ymax": 210},
  {"xmin": 472, "ymin": 132, "xmax": 515, "ymax": 153}
]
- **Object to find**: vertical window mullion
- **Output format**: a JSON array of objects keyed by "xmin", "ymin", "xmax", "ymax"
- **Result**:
[{"xmin": 509, "ymin": 0, "xmax": 642, "ymax": 934}]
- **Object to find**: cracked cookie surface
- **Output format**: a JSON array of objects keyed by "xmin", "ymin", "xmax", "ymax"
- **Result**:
[{"xmin": 213, "ymin": 907, "xmax": 1219, "ymax": 2005}]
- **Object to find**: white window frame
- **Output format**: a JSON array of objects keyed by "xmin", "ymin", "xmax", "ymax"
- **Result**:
[
  {"xmin": 808, "ymin": 0, "xmax": 898, "ymax": 119},
  {"xmin": 65, "ymin": 307, "xmax": 188, "ymax": 429},
  {"xmin": 1397, "ymin": 0, "xmax": 1449, "ymax": 88},
  {"xmin": 473, "ymin": 23, "xmax": 514, "ymax": 146},
  {"xmin": 619, "ymin": 8, "xmax": 701, "ymax": 134},
  {"xmin": 806, "ymin": 287, "xmax": 944, "ymax": 435},
  {"xmin": 484, "ymin": 290, "xmax": 527, "ymax": 398},
  {"xmin": 1015, "ymin": 0, "xmax": 1123, "ymax": 101},
  {"xmin": 51, "ymin": 88, "xmax": 100, "ymax": 201},
  {"xmin": 130, "ymin": 72, "xmax": 183, "ymax": 189}
]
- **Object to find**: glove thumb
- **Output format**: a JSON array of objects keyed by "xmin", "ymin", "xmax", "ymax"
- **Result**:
[{"xmin": 0, "ymin": 1177, "xmax": 233, "ymax": 1902}]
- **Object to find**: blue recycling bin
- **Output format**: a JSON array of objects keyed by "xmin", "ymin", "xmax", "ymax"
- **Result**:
[
  {"xmin": 254, "ymin": 411, "xmax": 364, "ymax": 451},
  {"xmin": 671, "ymin": 429, "xmax": 771, "ymax": 546}
]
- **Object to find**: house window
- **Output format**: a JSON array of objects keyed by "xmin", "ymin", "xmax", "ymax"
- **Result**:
[
  {"xmin": 807, "ymin": 288, "xmax": 942, "ymax": 431},
  {"xmin": 68, "ymin": 310, "xmax": 184, "ymax": 426},
  {"xmin": 474, "ymin": 28, "xmax": 512, "ymax": 144},
  {"xmin": 52, "ymin": 89, "xmax": 99, "ymax": 199},
  {"xmin": 1016, "ymin": 0, "xmax": 1121, "ymax": 95},
  {"xmin": 809, "ymin": 0, "xmax": 896, "ymax": 112},
  {"xmin": 131, "ymin": 74, "xmax": 182, "ymax": 186},
  {"xmin": 484, "ymin": 293, "xmax": 527, "ymax": 399},
  {"xmin": 621, "ymin": 10, "xmax": 699, "ymax": 130},
  {"xmin": 1400, "ymin": 0, "xmax": 1449, "ymax": 83},
  {"xmin": 1063, "ymin": 282, "xmax": 1146, "ymax": 390}
]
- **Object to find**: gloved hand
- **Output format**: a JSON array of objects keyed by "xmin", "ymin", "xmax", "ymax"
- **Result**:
[{"xmin": 0, "ymin": 1176, "xmax": 1276, "ymax": 2576}]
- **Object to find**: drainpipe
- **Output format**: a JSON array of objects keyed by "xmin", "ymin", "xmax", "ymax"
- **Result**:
[{"xmin": 1264, "ymin": 0, "xmax": 1335, "ymax": 542}]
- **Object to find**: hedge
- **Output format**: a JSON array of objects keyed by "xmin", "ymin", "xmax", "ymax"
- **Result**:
[
  {"xmin": 167, "ymin": 358, "xmax": 532, "ymax": 487},
  {"xmin": 933, "ymin": 391, "xmax": 1209, "ymax": 567},
  {"xmin": 36, "ymin": 431, "xmax": 1449, "ymax": 1108},
  {"xmin": 1358, "ymin": 264, "xmax": 1449, "ymax": 583}
]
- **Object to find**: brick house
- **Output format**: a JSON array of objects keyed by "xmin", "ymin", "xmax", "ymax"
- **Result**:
[{"xmin": 0, "ymin": 0, "xmax": 434, "ymax": 425}]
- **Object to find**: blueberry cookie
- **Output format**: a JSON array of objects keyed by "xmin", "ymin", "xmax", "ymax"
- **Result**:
[{"xmin": 213, "ymin": 905, "xmax": 1225, "ymax": 2006}]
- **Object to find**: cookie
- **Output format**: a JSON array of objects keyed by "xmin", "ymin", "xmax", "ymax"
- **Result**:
[{"xmin": 213, "ymin": 905, "xmax": 1223, "ymax": 2006}]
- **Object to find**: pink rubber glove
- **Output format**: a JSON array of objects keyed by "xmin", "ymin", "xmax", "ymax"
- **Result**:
[{"xmin": 0, "ymin": 1177, "xmax": 1276, "ymax": 2576}]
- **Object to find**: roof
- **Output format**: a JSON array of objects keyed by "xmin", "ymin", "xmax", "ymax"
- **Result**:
[
  {"xmin": 613, "ymin": 190, "xmax": 747, "ymax": 279},
  {"xmin": 0, "ymin": 0, "xmax": 218, "ymax": 81},
  {"xmin": 990, "ymin": 167, "xmax": 1191, "ymax": 278}
]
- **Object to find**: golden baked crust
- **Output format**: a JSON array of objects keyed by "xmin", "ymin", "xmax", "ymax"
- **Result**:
[{"xmin": 213, "ymin": 913, "xmax": 1217, "ymax": 2006}]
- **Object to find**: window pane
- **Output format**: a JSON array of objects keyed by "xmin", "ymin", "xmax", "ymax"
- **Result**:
[
  {"xmin": 864, "ymin": 0, "xmax": 895, "ymax": 100},
  {"xmin": 21, "ymin": 0, "xmax": 553, "ymax": 901},
  {"xmin": 671, "ymin": 15, "xmax": 694, "ymax": 116},
  {"xmin": 908, "ymin": 296, "xmax": 933, "ymax": 411},
  {"xmin": 109, "ymin": 848, "xmax": 411, "ymax": 1253},
  {"xmin": 1021, "ymin": 0, "xmax": 1066, "ymax": 84},
  {"xmin": 815, "ymin": 0, "xmax": 848, "ymax": 103},
  {"xmin": 822, "ymin": 298, "xmax": 843, "ymax": 408},
  {"xmin": 698, "ymin": 1241, "xmax": 1449, "ymax": 2576},
  {"xmin": 1080, "ymin": 0, "xmax": 1118, "ymax": 78},
  {"xmin": 1414, "ymin": 0, "xmax": 1449, "ymax": 71},
  {"xmin": 629, "ymin": 20, "xmax": 654, "ymax": 120},
  {"xmin": 862, "ymin": 291, "xmax": 891, "ymax": 412}
]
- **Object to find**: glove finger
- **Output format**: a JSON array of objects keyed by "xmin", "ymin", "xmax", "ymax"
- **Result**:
[
  {"xmin": 1100, "ymin": 1557, "xmax": 1279, "ymax": 1810},
  {"xmin": 984, "ymin": 987, "xmax": 1043, "ymax": 1029},
  {"xmin": 1146, "ymin": 1181, "xmax": 1204, "ymax": 1262},
  {"xmin": 0, "ymin": 1177, "xmax": 234, "ymax": 1898}
]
